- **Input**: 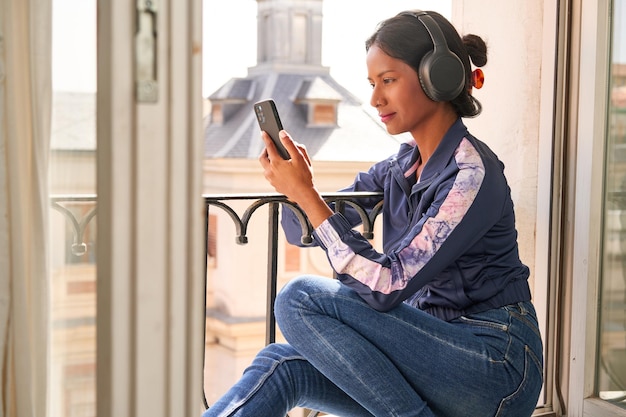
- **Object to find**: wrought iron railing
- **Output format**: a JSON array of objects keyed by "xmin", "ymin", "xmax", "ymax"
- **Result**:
[
  {"xmin": 51, "ymin": 191, "xmax": 384, "ymax": 415},
  {"xmin": 203, "ymin": 192, "xmax": 384, "ymax": 343}
]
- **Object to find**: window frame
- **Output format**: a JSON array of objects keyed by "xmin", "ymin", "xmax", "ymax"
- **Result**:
[{"xmin": 567, "ymin": 0, "xmax": 626, "ymax": 416}]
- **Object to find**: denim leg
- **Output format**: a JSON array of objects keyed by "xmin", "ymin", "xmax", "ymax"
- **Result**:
[
  {"xmin": 274, "ymin": 275, "xmax": 543, "ymax": 417},
  {"xmin": 202, "ymin": 343, "xmax": 375, "ymax": 417},
  {"xmin": 493, "ymin": 302, "xmax": 544, "ymax": 416}
]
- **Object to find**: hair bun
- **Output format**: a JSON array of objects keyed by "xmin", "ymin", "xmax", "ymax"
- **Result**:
[{"xmin": 463, "ymin": 34, "xmax": 487, "ymax": 67}]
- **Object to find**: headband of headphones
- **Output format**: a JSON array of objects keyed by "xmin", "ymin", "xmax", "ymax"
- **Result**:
[{"xmin": 400, "ymin": 11, "xmax": 466, "ymax": 102}]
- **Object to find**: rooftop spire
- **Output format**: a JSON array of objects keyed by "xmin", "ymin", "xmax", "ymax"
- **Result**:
[{"xmin": 250, "ymin": 0, "xmax": 329, "ymax": 76}]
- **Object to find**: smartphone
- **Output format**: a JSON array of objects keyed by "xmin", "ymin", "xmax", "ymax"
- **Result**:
[{"xmin": 253, "ymin": 99, "xmax": 290, "ymax": 160}]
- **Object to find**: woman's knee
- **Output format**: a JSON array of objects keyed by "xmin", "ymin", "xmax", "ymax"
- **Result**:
[
  {"xmin": 275, "ymin": 275, "xmax": 335, "ymax": 329},
  {"xmin": 276, "ymin": 276, "xmax": 318, "ymax": 314}
]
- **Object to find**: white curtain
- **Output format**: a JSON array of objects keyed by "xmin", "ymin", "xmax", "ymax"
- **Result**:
[{"xmin": 0, "ymin": 0, "xmax": 51, "ymax": 415}]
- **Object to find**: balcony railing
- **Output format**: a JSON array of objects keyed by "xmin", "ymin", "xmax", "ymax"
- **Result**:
[
  {"xmin": 51, "ymin": 191, "xmax": 384, "ymax": 415},
  {"xmin": 203, "ymin": 192, "xmax": 383, "ymax": 343}
]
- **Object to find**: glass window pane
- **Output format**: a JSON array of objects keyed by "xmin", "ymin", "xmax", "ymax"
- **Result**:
[
  {"xmin": 49, "ymin": 0, "xmax": 97, "ymax": 416},
  {"xmin": 600, "ymin": 0, "xmax": 626, "ymax": 408}
]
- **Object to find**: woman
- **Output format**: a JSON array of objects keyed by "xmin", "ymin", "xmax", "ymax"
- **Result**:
[{"xmin": 204, "ymin": 10, "xmax": 543, "ymax": 417}]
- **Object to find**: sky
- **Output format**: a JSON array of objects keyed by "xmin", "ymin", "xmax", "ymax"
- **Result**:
[
  {"xmin": 202, "ymin": 0, "xmax": 451, "ymax": 103},
  {"xmin": 52, "ymin": 0, "xmax": 97, "ymax": 92}
]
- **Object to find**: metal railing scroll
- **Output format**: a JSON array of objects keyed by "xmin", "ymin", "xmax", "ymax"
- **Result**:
[{"xmin": 50, "ymin": 194, "xmax": 98, "ymax": 257}]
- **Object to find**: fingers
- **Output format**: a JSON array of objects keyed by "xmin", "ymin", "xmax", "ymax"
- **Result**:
[
  {"xmin": 277, "ymin": 131, "xmax": 312, "ymax": 166},
  {"xmin": 278, "ymin": 130, "xmax": 298, "ymax": 159},
  {"xmin": 258, "ymin": 147, "xmax": 270, "ymax": 167},
  {"xmin": 259, "ymin": 129, "xmax": 307, "ymax": 163},
  {"xmin": 297, "ymin": 143, "xmax": 311, "ymax": 166},
  {"xmin": 260, "ymin": 131, "xmax": 284, "ymax": 161}
]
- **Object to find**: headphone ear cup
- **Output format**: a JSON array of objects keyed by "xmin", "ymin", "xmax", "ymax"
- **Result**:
[{"xmin": 419, "ymin": 48, "xmax": 465, "ymax": 102}]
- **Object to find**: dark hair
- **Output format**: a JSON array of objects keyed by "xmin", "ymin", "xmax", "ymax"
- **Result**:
[{"xmin": 365, "ymin": 10, "xmax": 488, "ymax": 118}]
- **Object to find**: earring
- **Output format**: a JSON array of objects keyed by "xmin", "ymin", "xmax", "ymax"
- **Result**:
[{"xmin": 472, "ymin": 69, "xmax": 484, "ymax": 89}]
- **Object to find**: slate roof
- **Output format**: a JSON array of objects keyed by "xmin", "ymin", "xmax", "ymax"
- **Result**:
[{"xmin": 203, "ymin": 72, "xmax": 402, "ymax": 162}]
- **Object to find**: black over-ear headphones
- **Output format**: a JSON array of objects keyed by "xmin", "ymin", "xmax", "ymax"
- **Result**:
[{"xmin": 401, "ymin": 11, "xmax": 465, "ymax": 102}]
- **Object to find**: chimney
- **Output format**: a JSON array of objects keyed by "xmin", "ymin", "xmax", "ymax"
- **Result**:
[{"xmin": 249, "ymin": 0, "xmax": 329, "ymax": 76}]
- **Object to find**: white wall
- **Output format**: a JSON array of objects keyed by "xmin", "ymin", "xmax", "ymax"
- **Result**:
[{"xmin": 452, "ymin": 0, "xmax": 551, "ymax": 294}]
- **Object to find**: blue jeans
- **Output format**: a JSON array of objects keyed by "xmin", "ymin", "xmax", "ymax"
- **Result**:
[{"xmin": 203, "ymin": 275, "xmax": 543, "ymax": 417}]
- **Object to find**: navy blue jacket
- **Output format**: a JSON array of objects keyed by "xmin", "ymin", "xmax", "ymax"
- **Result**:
[{"xmin": 281, "ymin": 119, "xmax": 531, "ymax": 321}]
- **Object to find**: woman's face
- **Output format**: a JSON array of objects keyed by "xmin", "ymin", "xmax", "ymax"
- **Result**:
[{"xmin": 366, "ymin": 44, "xmax": 439, "ymax": 137}]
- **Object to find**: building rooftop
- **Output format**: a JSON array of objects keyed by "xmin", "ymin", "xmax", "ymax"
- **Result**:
[{"xmin": 203, "ymin": 72, "xmax": 400, "ymax": 162}]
